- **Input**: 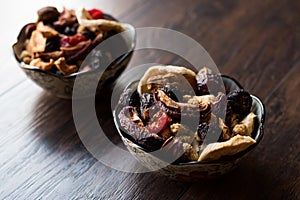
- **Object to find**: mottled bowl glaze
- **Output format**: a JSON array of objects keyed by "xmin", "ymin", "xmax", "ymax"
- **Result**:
[
  {"xmin": 113, "ymin": 75, "xmax": 265, "ymax": 181},
  {"xmin": 12, "ymin": 15, "xmax": 136, "ymax": 99}
]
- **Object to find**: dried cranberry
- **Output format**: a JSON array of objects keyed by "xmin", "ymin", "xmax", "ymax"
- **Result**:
[
  {"xmin": 88, "ymin": 8, "xmax": 104, "ymax": 19},
  {"xmin": 60, "ymin": 34, "xmax": 87, "ymax": 47},
  {"xmin": 147, "ymin": 111, "xmax": 171, "ymax": 134}
]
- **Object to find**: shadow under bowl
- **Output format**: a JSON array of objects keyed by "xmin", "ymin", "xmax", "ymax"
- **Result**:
[
  {"xmin": 12, "ymin": 15, "xmax": 136, "ymax": 99},
  {"xmin": 113, "ymin": 75, "xmax": 265, "ymax": 181}
]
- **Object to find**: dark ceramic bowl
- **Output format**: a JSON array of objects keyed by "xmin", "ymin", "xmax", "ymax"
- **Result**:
[
  {"xmin": 12, "ymin": 15, "xmax": 136, "ymax": 99},
  {"xmin": 113, "ymin": 74, "xmax": 265, "ymax": 181}
]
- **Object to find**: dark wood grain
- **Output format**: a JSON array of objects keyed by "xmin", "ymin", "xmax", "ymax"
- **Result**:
[{"xmin": 0, "ymin": 0, "xmax": 299, "ymax": 199}]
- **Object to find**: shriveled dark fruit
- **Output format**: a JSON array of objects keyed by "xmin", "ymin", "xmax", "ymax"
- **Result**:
[
  {"xmin": 66, "ymin": 40, "xmax": 93, "ymax": 64},
  {"xmin": 82, "ymin": 30, "xmax": 96, "ymax": 40},
  {"xmin": 37, "ymin": 6, "xmax": 60, "ymax": 24},
  {"xmin": 197, "ymin": 122, "xmax": 209, "ymax": 143},
  {"xmin": 118, "ymin": 106, "xmax": 165, "ymax": 151},
  {"xmin": 129, "ymin": 89, "xmax": 141, "ymax": 109},
  {"xmin": 199, "ymin": 119, "xmax": 223, "ymax": 144},
  {"xmin": 160, "ymin": 86, "xmax": 179, "ymax": 102},
  {"xmin": 140, "ymin": 93, "xmax": 155, "ymax": 121},
  {"xmin": 64, "ymin": 25, "xmax": 78, "ymax": 35},
  {"xmin": 25, "ymin": 24, "xmax": 36, "ymax": 39},
  {"xmin": 225, "ymin": 104, "xmax": 233, "ymax": 127},
  {"xmin": 53, "ymin": 8, "xmax": 78, "ymax": 29},
  {"xmin": 225, "ymin": 105, "xmax": 240, "ymax": 129},
  {"xmin": 45, "ymin": 37, "xmax": 60, "ymax": 52},
  {"xmin": 140, "ymin": 93, "xmax": 154, "ymax": 109},
  {"xmin": 34, "ymin": 51, "xmax": 63, "ymax": 61},
  {"xmin": 196, "ymin": 67, "xmax": 222, "ymax": 96},
  {"xmin": 227, "ymin": 89, "xmax": 252, "ymax": 117},
  {"xmin": 154, "ymin": 90, "xmax": 211, "ymax": 121}
]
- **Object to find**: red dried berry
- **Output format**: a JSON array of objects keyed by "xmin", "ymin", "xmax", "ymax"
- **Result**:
[
  {"xmin": 147, "ymin": 111, "xmax": 171, "ymax": 134},
  {"xmin": 60, "ymin": 34, "xmax": 87, "ymax": 47},
  {"xmin": 88, "ymin": 8, "xmax": 104, "ymax": 19}
]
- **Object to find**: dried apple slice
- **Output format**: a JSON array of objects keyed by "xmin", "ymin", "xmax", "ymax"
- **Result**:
[
  {"xmin": 198, "ymin": 134, "xmax": 256, "ymax": 162},
  {"xmin": 137, "ymin": 65, "xmax": 197, "ymax": 96}
]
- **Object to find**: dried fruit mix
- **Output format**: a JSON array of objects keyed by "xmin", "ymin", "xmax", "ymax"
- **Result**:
[
  {"xmin": 20, "ymin": 6, "xmax": 125, "ymax": 75},
  {"xmin": 117, "ymin": 65, "xmax": 257, "ymax": 163}
]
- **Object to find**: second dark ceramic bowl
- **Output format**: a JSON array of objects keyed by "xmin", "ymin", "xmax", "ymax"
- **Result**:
[{"xmin": 12, "ymin": 15, "xmax": 136, "ymax": 99}]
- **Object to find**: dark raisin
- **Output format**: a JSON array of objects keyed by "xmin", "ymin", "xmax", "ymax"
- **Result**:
[
  {"xmin": 64, "ymin": 26, "xmax": 76, "ymax": 35},
  {"xmin": 140, "ymin": 93, "xmax": 154, "ymax": 109},
  {"xmin": 37, "ymin": 6, "xmax": 60, "ymax": 24},
  {"xmin": 138, "ymin": 136, "xmax": 165, "ymax": 151},
  {"xmin": 81, "ymin": 30, "xmax": 96, "ymax": 40},
  {"xmin": 45, "ymin": 37, "xmax": 60, "ymax": 52},
  {"xmin": 225, "ymin": 103, "xmax": 233, "ymax": 126},
  {"xmin": 129, "ymin": 90, "xmax": 141, "ymax": 108},
  {"xmin": 197, "ymin": 122, "xmax": 209, "ymax": 143},
  {"xmin": 227, "ymin": 89, "xmax": 252, "ymax": 117},
  {"xmin": 160, "ymin": 87, "xmax": 179, "ymax": 102}
]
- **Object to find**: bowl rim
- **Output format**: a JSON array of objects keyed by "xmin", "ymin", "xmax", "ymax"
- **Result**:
[
  {"xmin": 113, "ymin": 75, "xmax": 265, "ymax": 165},
  {"xmin": 12, "ymin": 13, "xmax": 136, "ymax": 79}
]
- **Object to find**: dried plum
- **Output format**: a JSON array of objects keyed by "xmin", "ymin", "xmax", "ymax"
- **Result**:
[
  {"xmin": 154, "ymin": 90, "xmax": 211, "ymax": 121},
  {"xmin": 118, "ymin": 106, "xmax": 165, "ymax": 151},
  {"xmin": 45, "ymin": 37, "xmax": 60, "ymax": 52},
  {"xmin": 64, "ymin": 24, "xmax": 79, "ymax": 36},
  {"xmin": 227, "ymin": 89, "xmax": 252, "ymax": 117},
  {"xmin": 160, "ymin": 87, "xmax": 179, "ymax": 102},
  {"xmin": 66, "ymin": 40, "xmax": 93, "ymax": 64},
  {"xmin": 82, "ymin": 30, "xmax": 96, "ymax": 40},
  {"xmin": 197, "ymin": 122, "xmax": 209, "ymax": 143},
  {"xmin": 37, "ymin": 6, "xmax": 60, "ymax": 24},
  {"xmin": 140, "ymin": 93, "xmax": 156, "ymax": 121}
]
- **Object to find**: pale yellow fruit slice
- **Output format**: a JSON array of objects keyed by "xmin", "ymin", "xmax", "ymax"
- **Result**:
[
  {"xmin": 137, "ymin": 65, "xmax": 197, "ymax": 95},
  {"xmin": 198, "ymin": 135, "xmax": 256, "ymax": 162},
  {"xmin": 233, "ymin": 112, "xmax": 257, "ymax": 136},
  {"xmin": 76, "ymin": 8, "xmax": 125, "ymax": 33}
]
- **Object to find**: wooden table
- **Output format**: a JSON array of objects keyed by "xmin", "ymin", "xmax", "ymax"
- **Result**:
[{"xmin": 1, "ymin": 0, "xmax": 299, "ymax": 199}]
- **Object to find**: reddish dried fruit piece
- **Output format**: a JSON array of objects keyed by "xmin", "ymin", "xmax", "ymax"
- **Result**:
[
  {"xmin": 118, "ymin": 106, "xmax": 165, "ymax": 151},
  {"xmin": 88, "ymin": 8, "xmax": 104, "ymax": 19},
  {"xmin": 147, "ymin": 111, "xmax": 171, "ymax": 134},
  {"xmin": 60, "ymin": 34, "xmax": 87, "ymax": 47}
]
